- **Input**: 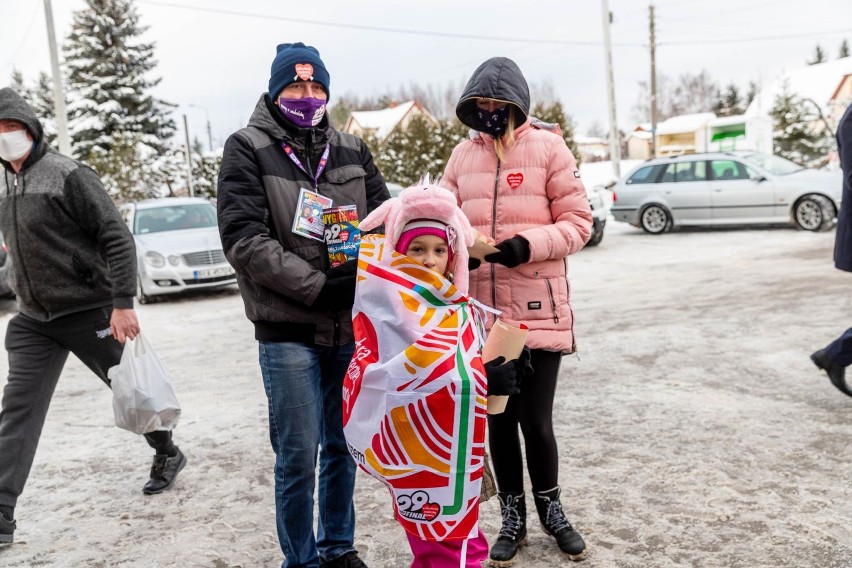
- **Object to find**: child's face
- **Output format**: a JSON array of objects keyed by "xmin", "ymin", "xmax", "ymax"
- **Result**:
[{"xmin": 405, "ymin": 235, "xmax": 450, "ymax": 276}]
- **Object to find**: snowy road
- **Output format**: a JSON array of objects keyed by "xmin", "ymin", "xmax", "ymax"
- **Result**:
[{"xmin": 1, "ymin": 220, "xmax": 851, "ymax": 567}]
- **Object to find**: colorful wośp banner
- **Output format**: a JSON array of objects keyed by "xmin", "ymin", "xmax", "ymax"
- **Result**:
[{"xmin": 343, "ymin": 234, "xmax": 488, "ymax": 541}]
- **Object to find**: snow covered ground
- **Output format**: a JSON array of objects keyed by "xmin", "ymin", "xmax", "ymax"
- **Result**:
[{"xmin": 1, "ymin": 220, "xmax": 852, "ymax": 567}]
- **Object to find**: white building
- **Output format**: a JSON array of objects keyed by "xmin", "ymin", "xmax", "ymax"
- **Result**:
[{"xmin": 342, "ymin": 101, "xmax": 439, "ymax": 140}]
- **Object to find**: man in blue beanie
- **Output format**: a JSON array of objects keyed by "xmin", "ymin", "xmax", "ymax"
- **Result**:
[{"xmin": 217, "ymin": 42, "xmax": 389, "ymax": 568}]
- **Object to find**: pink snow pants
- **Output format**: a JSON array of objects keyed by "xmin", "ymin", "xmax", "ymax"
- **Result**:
[{"xmin": 406, "ymin": 527, "xmax": 488, "ymax": 568}]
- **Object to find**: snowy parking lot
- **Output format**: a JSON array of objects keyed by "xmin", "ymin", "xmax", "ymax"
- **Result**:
[{"xmin": 1, "ymin": 220, "xmax": 852, "ymax": 567}]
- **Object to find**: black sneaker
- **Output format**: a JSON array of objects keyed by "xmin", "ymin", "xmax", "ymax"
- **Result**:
[
  {"xmin": 320, "ymin": 551, "xmax": 368, "ymax": 568},
  {"xmin": 0, "ymin": 510, "xmax": 15, "ymax": 544},
  {"xmin": 142, "ymin": 447, "xmax": 187, "ymax": 495}
]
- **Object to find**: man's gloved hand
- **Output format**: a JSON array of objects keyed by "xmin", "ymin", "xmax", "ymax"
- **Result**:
[
  {"xmin": 484, "ymin": 236, "xmax": 531, "ymax": 268},
  {"xmin": 312, "ymin": 259, "xmax": 358, "ymax": 312},
  {"xmin": 469, "ymin": 257, "xmax": 482, "ymax": 270}
]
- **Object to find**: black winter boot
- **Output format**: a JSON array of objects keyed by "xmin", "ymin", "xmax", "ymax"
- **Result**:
[
  {"xmin": 533, "ymin": 486, "xmax": 588, "ymax": 561},
  {"xmin": 488, "ymin": 492, "xmax": 527, "ymax": 567},
  {"xmin": 0, "ymin": 507, "xmax": 14, "ymax": 544}
]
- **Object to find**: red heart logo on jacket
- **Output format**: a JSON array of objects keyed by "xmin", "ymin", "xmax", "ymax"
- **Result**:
[
  {"xmin": 507, "ymin": 173, "xmax": 524, "ymax": 189},
  {"xmin": 420, "ymin": 502, "xmax": 440, "ymax": 521},
  {"xmin": 294, "ymin": 63, "xmax": 314, "ymax": 81}
]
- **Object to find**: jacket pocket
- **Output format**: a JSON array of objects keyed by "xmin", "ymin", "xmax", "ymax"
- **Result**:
[
  {"xmin": 72, "ymin": 253, "xmax": 97, "ymax": 286},
  {"xmin": 325, "ymin": 165, "xmax": 366, "ymax": 185}
]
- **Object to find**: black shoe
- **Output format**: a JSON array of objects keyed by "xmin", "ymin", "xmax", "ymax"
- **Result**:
[
  {"xmin": 0, "ymin": 510, "xmax": 14, "ymax": 544},
  {"xmin": 142, "ymin": 447, "xmax": 187, "ymax": 495},
  {"xmin": 533, "ymin": 487, "xmax": 588, "ymax": 561},
  {"xmin": 488, "ymin": 492, "xmax": 528, "ymax": 567},
  {"xmin": 811, "ymin": 349, "xmax": 852, "ymax": 397},
  {"xmin": 320, "ymin": 551, "xmax": 368, "ymax": 568}
]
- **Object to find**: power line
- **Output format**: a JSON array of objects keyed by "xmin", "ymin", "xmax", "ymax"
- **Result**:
[
  {"xmin": 661, "ymin": 27, "xmax": 851, "ymax": 46},
  {"xmin": 136, "ymin": 0, "xmax": 646, "ymax": 47}
]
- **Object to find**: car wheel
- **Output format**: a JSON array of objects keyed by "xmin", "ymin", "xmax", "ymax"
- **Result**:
[
  {"xmin": 586, "ymin": 220, "xmax": 605, "ymax": 247},
  {"xmin": 794, "ymin": 194, "xmax": 835, "ymax": 232},
  {"xmin": 640, "ymin": 205, "xmax": 671, "ymax": 234},
  {"xmin": 137, "ymin": 277, "xmax": 151, "ymax": 305}
]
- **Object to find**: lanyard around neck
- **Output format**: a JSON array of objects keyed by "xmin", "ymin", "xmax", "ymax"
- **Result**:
[{"xmin": 281, "ymin": 142, "xmax": 330, "ymax": 189}]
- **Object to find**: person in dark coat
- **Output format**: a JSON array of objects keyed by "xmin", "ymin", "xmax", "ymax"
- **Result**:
[
  {"xmin": 217, "ymin": 42, "xmax": 389, "ymax": 568},
  {"xmin": 0, "ymin": 88, "xmax": 186, "ymax": 546},
  {"xmin": 811, "ymin": 103, "xmax": 852, "ymax": 396}
]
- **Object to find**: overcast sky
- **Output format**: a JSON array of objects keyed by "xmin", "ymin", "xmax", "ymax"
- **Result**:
[{"xmin": 1, "ymin": 0, "xmax": 850, "ymax": 150}]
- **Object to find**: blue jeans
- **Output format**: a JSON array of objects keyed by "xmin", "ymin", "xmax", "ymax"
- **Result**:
[{"xmin": 259, "ymin": 341, "xmax": 357, "ymax": 568}]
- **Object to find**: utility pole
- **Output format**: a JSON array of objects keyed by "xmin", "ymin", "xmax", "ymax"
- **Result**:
[
  {"xmin": 189, "ymin": 104, "xmax": 213, "ymax": 152},
  {"xmin": 43, "ymin": 0, "xmax": 71, "ymax": 156},
  {"xmin": 182, "ymin": 114, "xmax": 195, "ymax": 197},
  {"xmin": 602, "ymin": 0, "xmax": 621, "ymax": 178},
  {"xmin": 649, "ymin": 3, "xmax": 658, "ymax": 158}
]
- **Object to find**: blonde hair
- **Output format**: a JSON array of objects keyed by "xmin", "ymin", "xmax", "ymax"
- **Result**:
[{"xmin": 493, "ymin": 106, "xmax": 518, "ymax": 163}]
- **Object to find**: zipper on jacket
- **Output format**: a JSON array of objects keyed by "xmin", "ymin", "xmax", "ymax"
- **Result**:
[
  {"xmin": 11, "ymin": 174, "xmax": 47, "ymax": 315},
  {"xmin": 489, "ymin": 160, "xmax": 501, "ymax": 309},
  {"xmin": 545, "ymin": 279, "xmax": 559, "ymax": 323}
]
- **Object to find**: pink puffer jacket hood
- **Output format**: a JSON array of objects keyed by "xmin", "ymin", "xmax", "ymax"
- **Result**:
[{"xmin": 442, "ymin": 120, "xmax": 592, "ymax": 353}]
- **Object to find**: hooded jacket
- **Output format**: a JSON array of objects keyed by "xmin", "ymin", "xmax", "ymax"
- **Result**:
[
  {"xmin": 217, "ymin": 95, "xmax": 389, "ymax": 345},
  {"xmin": 442, "ymin": 58, "xmax": 592, "ymax": 353},
  {"xmin": 0, "ymin": 88, "xmax": 136, "ymax": 322}
]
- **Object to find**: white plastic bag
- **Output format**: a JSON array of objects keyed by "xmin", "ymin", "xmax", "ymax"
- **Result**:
[{"xmin": 108, "ymin": 332, "xmax": 181, "ymax": 434}]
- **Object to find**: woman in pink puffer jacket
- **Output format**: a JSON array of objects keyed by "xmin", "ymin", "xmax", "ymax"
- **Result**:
[{"xmin": 442, "ymin": 56, "xmax": 593, "ymax": 566}]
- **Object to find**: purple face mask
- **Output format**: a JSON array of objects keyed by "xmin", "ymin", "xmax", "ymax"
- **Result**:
[{"xmin": 278, "ymin": 97, "xmax": 327, "ymax": 128}]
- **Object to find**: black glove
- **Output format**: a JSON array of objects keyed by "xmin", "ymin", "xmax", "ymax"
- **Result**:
[
  {"xmin": 325, "ymin": 258, "xmax": 358, "ymax": 279},
  {"xmin": 485, "ymin": 356, "xmax": 522, "ymax": 396},
  {"xmin": 468, "ymin": 257, "xmax": 482, "ymax": 270},
  {"xmin": 312, "ymin": 260, "xmax": 358, "ymax": 312},
  {"xmin": 484, "ymin": 236, "xmax": 531, "ymax": 268},
  {"xmin": 484, "ymin": 346, "xmax": 534, "ymax": 396}
]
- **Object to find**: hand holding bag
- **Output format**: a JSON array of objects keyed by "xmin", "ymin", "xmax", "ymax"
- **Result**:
[{"xmin": 108, "ymin": 332, "xmax": 181, "ymax": 434}]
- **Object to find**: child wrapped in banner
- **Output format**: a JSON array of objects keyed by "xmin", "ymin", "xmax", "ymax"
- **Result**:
[{"xmin": 342, "ymin": 179, "xmax": 525, "ymax": 568}]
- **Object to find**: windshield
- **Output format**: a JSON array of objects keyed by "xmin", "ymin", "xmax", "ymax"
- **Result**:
[
  {"xmin": 740, "ymin": 153, "xmax": 805, "ymax": 176},
  {"xmin": 134, "ymin": 203, "xmax": 217, "ymax": 234}
]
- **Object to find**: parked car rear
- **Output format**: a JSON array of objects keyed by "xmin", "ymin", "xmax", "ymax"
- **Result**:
[{"xmin": 611, "ymin": 152, "xmax": 842, "ymax": 233}]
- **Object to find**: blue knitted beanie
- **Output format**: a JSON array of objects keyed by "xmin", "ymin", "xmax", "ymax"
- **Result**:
[{"xmin": 268, "ymin": 42, "xmax": 330, "ymax": 100}]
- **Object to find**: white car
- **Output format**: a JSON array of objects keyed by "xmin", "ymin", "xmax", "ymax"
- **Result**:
[
  {"xmin": 120, "ymin": 197, "xmax": 236, "ymax": 303},
  {"xmin": 611, "ymin": 152, "xmax": 842, "ymax": 233}
]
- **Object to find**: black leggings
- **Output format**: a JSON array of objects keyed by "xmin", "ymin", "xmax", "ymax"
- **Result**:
[{"xmin": 487, "ymin": 348, "xmax": 562, "ymax": 494}]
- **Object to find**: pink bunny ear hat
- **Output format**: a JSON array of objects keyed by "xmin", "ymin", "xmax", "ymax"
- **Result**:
[{"xmin": 361, "ymin": 177, "xmax": 476, "ymax": 292}]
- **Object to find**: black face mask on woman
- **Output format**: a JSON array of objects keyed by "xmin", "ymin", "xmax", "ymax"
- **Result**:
[{"xmin": 470, "ymin": 106, "xmax": 509, "ymax": 137}]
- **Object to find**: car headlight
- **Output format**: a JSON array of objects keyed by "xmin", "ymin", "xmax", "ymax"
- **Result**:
[
  {"xmin": 144, "ymin": 251, "xmax": 165, "ymax": 268},
  {"xmin": 168, "ymin": 255, "xmax": 181, "ymax": 266}
]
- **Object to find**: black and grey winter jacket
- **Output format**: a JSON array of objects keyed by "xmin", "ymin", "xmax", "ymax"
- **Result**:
[
  {"xmin": 217, "ymin": 95, "xmax": 389, "ymax": 346},
  {"xmin": 0, "ymin": 87, "xmax": 136, "ymax": 322}
]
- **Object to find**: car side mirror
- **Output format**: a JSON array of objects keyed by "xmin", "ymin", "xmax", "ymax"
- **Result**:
[{"xmin": 750, "ymin": 174, "xmax": 766, "ymax": 183}]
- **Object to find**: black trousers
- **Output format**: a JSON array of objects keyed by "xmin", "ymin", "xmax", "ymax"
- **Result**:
[
  {"xmin": 0, "ymin": 307, "xmax": 173, "ymax": 508},
  {"xmin": 487, "ymin": 348, "xmax": 562, "ymax": 494}
]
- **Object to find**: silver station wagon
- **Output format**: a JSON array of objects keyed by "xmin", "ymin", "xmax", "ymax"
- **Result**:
[{"xmin": 611, "ymin": 152, "xmax": 842, "ymax": 233}]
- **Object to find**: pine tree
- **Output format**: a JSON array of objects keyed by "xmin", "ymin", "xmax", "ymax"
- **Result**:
[
  {"xmin": 840, "ymin": 39, "xmax": 850, "ymax": 59},
  {"xmin": 64, "ymin": 0, "xmax": 175, "ymax": 167},
  {"xmin": 769, "ymin": 82, "xmax": 830, "ymax": 167},
  {"xmin": 530, "ymin": 101, "xmax": 581, "ymax": 166},
  {"xmin": 712, "ymin": 83, "xmax": 746, "ymax": 117},
  {"xmin": 807, "ymin": 44, "xmax": 827, "ymax": 65}
]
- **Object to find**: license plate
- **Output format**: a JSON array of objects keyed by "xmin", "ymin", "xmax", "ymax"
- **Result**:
[{"xmin": 193, "ymin": 266, "xmax": 235, "ymax": 279}]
